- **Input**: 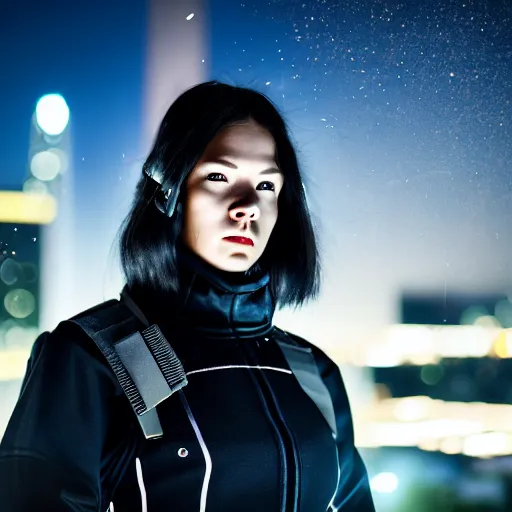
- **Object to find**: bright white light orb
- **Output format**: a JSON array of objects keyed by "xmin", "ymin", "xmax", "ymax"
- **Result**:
[
  {"xmin": 370, "ymin": 472, "xmax": 399, "ymax": 494},
  {"xmin": 35, "ymin": 94, "xmax": 70, "ymax": 136}
]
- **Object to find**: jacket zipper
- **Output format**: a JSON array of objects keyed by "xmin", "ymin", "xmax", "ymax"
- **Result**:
[{"xmin": 242, "ymin": 339, "xmax": 300, "ymax": 512}]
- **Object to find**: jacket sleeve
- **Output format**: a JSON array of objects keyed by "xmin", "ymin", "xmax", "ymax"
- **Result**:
[
  {"xmin": 0, "ymin": 321, "xmax": 124, "ymax": 512},
  {"xmin": 312, "ymin": 346, "xmax": 376, "ymax": 511}
]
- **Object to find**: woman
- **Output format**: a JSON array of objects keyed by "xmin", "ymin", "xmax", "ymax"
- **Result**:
[{"xmin": 0, "ymin": 81, "xmax": 375, "ymax": 511}]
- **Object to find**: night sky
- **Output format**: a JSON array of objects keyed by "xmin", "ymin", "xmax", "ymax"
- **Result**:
[{"xmin": 0, "ymin": 0, "xmax": 511, "ymax": 347}]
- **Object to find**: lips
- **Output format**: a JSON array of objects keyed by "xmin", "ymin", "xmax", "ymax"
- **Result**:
[{"xmin": 223, "ymin": 236, "xmax": 254, "ymax": 247}]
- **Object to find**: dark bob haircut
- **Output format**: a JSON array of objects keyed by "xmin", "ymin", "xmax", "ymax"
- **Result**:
[{"xmin": 119, "ymin": 81, "xmax": 320, "ymax": 309}]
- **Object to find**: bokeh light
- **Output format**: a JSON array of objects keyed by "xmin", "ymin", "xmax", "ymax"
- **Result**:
[
  {"xmin": 460, "ymin": 306, "xmax": 489, "ymax": 325},
  {"xmin": 21, "ymin": 263, "xmax": 38, "ymax": 283},
  {"xmin": 0, "ymin": 258, "xmax": 23, "ymax": 286},
  {"xmin": 22, "ymin": 177, "xmax": 49, "ymax": 195},
  {"xmin": 371, "ymin": 472, "xmax": 399, "ymax": 494},
  {"xmin": 393, "ymin": 396, "xmax": 431, "ymax": 422},
  {"xmin": 420, "ymin": 364, "xmax": 444, "ymax": 386},
  {"xmin": 35, "ymin": 93, "xmax": 70, "ymax": 136},
  {"xmin": 30, "ymin": 150, "xmax": 62, "ymax": 181},
  {"xmin": 495, "ymin": 299, "xmax": 512, "ymax": 328},
  {"xmin": 3, "ymin": 289, "xmax": 36, "ymax": 319}
]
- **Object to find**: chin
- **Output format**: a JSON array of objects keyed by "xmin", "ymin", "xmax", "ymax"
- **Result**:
[
  {"xmin": 221, "ymin": 260, "xmax": 254, "ymax": 273},
  {"xmin": 213, "ymin": 255, "xmax": 255, "ymax": 273}
]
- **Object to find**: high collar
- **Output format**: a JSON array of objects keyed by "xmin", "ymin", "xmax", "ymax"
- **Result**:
[{"xmin": 125, "ymin": 243, "xmax": 275, "ymax": 340}]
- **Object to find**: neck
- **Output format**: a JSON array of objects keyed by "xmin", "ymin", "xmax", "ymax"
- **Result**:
[{"xmin": 126, "ymin": 244, "xmax": 275, "ymax": 340}]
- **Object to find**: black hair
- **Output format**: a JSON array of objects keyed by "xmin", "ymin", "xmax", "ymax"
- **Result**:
[{"xmin": 119, "ymin": 81, "xmax": 320, "ymax": 309}]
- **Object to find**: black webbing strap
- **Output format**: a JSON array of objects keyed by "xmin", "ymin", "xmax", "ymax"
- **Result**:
[{"xmin": 70, "ymin": 295, "xmax": 188, "ymax": 440}]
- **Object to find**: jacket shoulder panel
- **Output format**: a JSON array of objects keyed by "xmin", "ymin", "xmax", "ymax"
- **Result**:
[
  {"xmin": 68, "ymin": 298, "xmax": 129, "ymax": 330},
  {"xmin": 272, "ymin": 327, "xmax": 332, "ymax": 371},
  {"xmin": 66, "ymin": 297, "xmax": 144, "ymax": 349}
]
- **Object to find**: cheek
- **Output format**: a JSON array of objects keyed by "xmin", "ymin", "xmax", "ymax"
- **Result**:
[
  {"xmin": 185, "ymin": 193, "xmax": 223, "ymax": 236},
  {"xmin": 267, "ymin": 203, "xmax": 278, "ymax": 229},
  {"xmin": 262, "ymin": 203, "xmax": 279, "ymax": 234}
]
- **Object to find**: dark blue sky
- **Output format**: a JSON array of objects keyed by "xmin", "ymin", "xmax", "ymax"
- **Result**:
[
  {"xmin": 0, "ymin": 0, "xmax": 147, "ymax": 190},
  {"xmin": 1, "ymin": 0, "xmax": 511, "ymax": 339},
  {"xmin": 2, "ymin": 0, "xmax": 511, "ymax": 196}
]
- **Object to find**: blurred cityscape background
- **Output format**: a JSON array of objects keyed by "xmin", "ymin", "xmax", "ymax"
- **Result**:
[{"xmin": 1, "ymin": 0, "xmax": 511, "ymax": 510}]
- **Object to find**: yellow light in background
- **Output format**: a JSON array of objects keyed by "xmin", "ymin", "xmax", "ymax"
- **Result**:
[
  {"xmin": 0, "ymin": 190, "xmax": 57, "ymax": 224},
  {"xmin": 423, "ymin": 418, "xmax": 483, "ymax": 438},
  {"xmin": 493, "ymin": 329, "xmax": 512, "ymax": 358},
  {"xmin": 387, "ymin": 324, "xmax": 434, "ymax": 363},
  {"xmin": 367, "ymin": 421, "xmax": 425, "ymax": 447},
  {"xmin": 463, "ymin": 432, "xmax": 512, "ymax": 458},
  {"xmin": 338, "ymin": 324, "xmax": 508, "ymax": 366},
  {"xmin": 0, "ymin": 349, "xmax": 31, "ymax": 381},
  {"xmin": 439, "ymin": 325, "xmax": 493, "ymax": 358},
  {"xmin": 474, "ymin": 315, "xmax": 501, "ymax": 328},
  {"xmin": 393, "ymin": 396, "xmax": 431, "ymax": 422},
  {"xmin": 365, "ymin": 350, "xmax": 404, "ymax": 367},
  {"xmin": 418, "ymin": 437, "xmax": 440, "ymax": 452},
  {"xmin": 439, "ymin": 436, "xmax": 463, "ymax": 455},
  {"xmin": 355, "ymin": 397, "xmax": 512, "ymax": 456},
  {"xmin": 408, "ymin": 351, "xmax": 435, "ymax": 365}
]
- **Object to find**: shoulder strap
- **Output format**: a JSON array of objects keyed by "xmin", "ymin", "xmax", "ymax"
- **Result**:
[
  {"xmin": 69, "ymin": 295, "xmax": 187, "ymax": 440},
  {"xmin": 274, "ymin": 329, "xmax": 337, "ymax": 438}
]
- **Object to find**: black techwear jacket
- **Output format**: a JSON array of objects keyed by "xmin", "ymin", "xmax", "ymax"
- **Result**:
[{"xmin": 0, "ymin": 248, "xmax": 375, "ymax": 512}]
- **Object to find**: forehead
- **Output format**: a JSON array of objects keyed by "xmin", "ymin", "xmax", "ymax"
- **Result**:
[{"xmin": 201, "ymin": 121, "xmax": 277, "ymax": 165}]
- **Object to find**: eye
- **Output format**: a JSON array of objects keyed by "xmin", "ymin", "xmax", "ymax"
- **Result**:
[
  {"xmin": 257, "ymin": 181, "xmax": 275, "ymax": 192},
  {"xmin": 206, "ymin": 173, "xmax": 227, "ymax": 182}
]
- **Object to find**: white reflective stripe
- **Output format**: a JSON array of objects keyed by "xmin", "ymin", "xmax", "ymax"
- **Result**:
[
  {"xmin": 108, "ymin": 502, "xmax": 114, "ymax": 512},
  {"xmin": 180, "ymin": 391, "xmax": 212, "ymax": 512},
  {"xmin": 135, "ymin": 457, "xmax": 148, "ymax": 512},
  {"xmin": 186, "ymin": 365, "xmax": 292, "ymax": 376},
  {"xmin": 327, "ymin": 444, "xmax": 341, "ymax": 512}
]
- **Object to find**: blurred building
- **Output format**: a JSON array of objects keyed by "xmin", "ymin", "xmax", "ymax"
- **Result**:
[
  {"xmin": 0, "ymin": 93, "xmax": 71, "ymax": 434},
  {"xmin": 343, "ymin": 292, "xmax": 512, "ymax": 510},
  {"xmin": 0, "ymin": 195, "xmax": 49, "ymax": 435}
]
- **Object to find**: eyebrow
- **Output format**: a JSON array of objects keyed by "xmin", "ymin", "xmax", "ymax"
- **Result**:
[{"xmin": 204, "ymin": 157, "xmax": 282, "ymax": 175}]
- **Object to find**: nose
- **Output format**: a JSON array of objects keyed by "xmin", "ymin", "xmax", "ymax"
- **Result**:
[{"xmin": 228, "ymin": 204, "xmax": 260, "ymax": 223}]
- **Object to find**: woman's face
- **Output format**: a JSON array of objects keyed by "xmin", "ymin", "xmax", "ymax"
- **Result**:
[{"xmin": 182, "ymin": 119, "xmax": 284, "ymax": 272}]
